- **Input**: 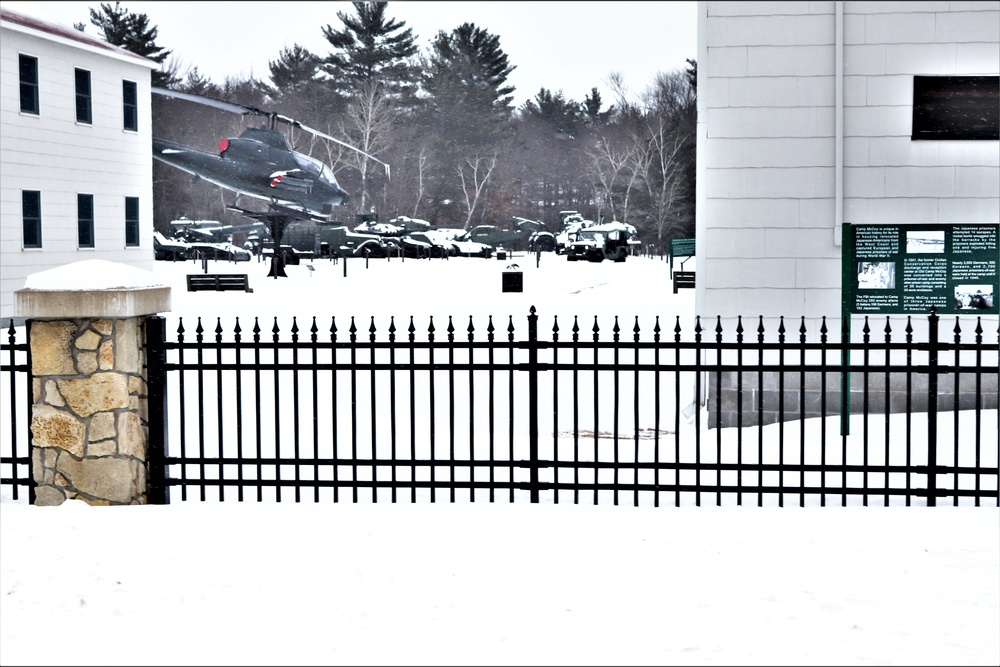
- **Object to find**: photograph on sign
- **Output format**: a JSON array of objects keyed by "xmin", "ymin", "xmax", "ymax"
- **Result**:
[
  {"xmin": 905, "ymin": 230, "xmax": 945, "ymax": 253},
  {"xmin": 857, "ymin": 262, "xmax": 896, "ymax": 289}
]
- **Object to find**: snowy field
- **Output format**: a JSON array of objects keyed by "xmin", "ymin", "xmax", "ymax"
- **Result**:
[{"xmin": 2, "ymin": 253, "xmax": 998, "ymax": 666}]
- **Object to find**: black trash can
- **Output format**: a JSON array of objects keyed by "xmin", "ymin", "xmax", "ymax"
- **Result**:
[{"xmin": 502, "ymin": 264, "xmax": 523, "ymax": 292}]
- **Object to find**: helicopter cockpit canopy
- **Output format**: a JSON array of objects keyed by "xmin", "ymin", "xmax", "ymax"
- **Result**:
[{"xmin": 295, "ymin": 152, "xmax": 338, "ymax": 187}]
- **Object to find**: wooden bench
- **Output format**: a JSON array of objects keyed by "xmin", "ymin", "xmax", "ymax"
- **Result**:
[
  {"xmin": 672, "ymin": 270, "xmax": 695, "ymax": 294},
  {"xmin": 668, "ymin": 238, "xmax": 695, "ymax": 278},
  {"xmin": 186, "ymin": 273, "xmax": 253, "ymax": 292}
]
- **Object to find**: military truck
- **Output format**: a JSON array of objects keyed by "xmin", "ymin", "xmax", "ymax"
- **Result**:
[{"xmin": 565, "ymin": 221, "xmax": 638, "ymax": 263}]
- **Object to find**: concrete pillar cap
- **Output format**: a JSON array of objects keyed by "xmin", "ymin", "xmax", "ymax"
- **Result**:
[{"xmin": 16, "ymin": 260, "xmax": 171, "ymax": 318}]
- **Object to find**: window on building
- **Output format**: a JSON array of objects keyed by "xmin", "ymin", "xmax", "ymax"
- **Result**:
[
  {"xmin": 78, "ymin": 194, "xmax": 95, "ymax": 248},
  {"xmin": 75, "ymin": 68, "xmax": 92, "ymax": 124},
  {"xmin": 22, "ymin": 190, "xmax": 42, "ymax": 249},
  {"xmin": 125, "ymin": 196, "xmax": 140, "ymax": 246},
  {"xmin": 123, "ymin": 80, "xmax": 138, "ymax": 131},
  {"xmin": 912, "ymin": 75, "xmax": 1000, "ymax": 140},
  {"xmin": 19, "ymin": 54, "xmax": 39, "ymax": 115}
]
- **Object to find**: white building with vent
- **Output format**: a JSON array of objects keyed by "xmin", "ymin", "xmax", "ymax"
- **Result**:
[
  {"xmin": 695, "ymin": 1, "xmax": 999, "ymax": 330},
  {"xmin": 1, "ymin": 7, "xmax": 157, "ymax": 324}
]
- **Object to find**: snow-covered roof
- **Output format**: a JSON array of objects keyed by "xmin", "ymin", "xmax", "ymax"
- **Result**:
[{"xmin": 1, "ymin": 6, "xmax": 157, "ymax": 69}]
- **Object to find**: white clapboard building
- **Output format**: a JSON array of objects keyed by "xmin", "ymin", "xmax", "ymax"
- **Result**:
[
  {"xmin": 1, "ymin": 7, "xmax": 158, "ymax": 324},
  {"xmin": 695, "ymin": 1, "xmax": 999, "ymax": 331}
]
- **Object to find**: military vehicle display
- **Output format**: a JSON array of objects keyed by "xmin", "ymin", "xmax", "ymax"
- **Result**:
[{"xmin": 565, "ymin": 221, "xmax": 639, "ymax": 263}]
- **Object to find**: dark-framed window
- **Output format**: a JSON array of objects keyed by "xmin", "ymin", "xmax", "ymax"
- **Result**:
[
  {"xmin": 75, "ymin": 68, "xmax": 92, "ymax": 124},
  {"xmin": 78, "ymin": 193, "xmax": 95, "ymax": 248},
  {"xmin": 19, "ymin": 54, "xmax": 39, "ymax": 115},
  {"xmin": 125, "ymin": 196, "xmax": 140, "ymax": 246},
  {"xmin": 912, "ymin": 75, "xmax": 1000, "ymax": 140},
  {"xmin": 123, "ymin": 80, "xmax": 138, "ymax": 131},
  {"xmin": 22, "ymin": 190, "xmax": 42, "ymax": 249}
]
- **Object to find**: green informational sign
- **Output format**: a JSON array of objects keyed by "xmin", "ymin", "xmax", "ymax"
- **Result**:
[{"xmin": 842, "ymin": 223, "xmax": 999, "ymax": 316}]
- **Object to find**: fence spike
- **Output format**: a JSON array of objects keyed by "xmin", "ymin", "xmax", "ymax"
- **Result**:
[
  {"xmin": 234, "ymin": 317, "xmax": 242, "ymax": 342},
  {"xmin": 310, "ymin": 317, "xmax": 318, "ymax": 342},
  {"xmin": 757, "ymin": 315, "xmax": 765, "ymax": 343},
  {"xmin": 252, "ymin": 317, "xmax": 261, "ymax": 342}
]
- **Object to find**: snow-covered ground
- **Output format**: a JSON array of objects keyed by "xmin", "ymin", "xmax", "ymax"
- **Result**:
[{"xmin": 2, "ymin": 253, "xmax": 998, "ymax": 666}]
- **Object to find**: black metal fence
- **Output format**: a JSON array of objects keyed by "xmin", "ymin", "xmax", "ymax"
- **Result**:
[
  {"xmin": 3, "ymin": 312, "xmax": 997, "ymax": 506},
  {"xmin": 1, "ymin": 321, "xmax": 31, "ymax": 503},
  {"xmin": 139, "ymin": 308, "xmax": 998, "ymax": 507}
]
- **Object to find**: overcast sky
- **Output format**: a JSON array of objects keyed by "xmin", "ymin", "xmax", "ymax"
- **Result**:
[{"xmin": 2, "ymin": 0, "xmax": 699, "ymax": 106}]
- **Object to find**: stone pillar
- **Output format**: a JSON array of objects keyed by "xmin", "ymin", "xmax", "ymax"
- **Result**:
[{"xmin": 15, "ymin": 260, "xmax": 171, "ymax": 506}]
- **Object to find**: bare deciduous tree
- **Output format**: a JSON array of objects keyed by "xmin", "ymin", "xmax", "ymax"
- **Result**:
[{"xmin": 457, "ymin": 153, "xmax": 498, "ymax": 229}]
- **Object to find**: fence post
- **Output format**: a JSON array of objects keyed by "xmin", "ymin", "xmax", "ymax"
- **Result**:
[
  {"xmin": 926, "ymin": 306, "xmax": 939, "ymax": 507},
  {"xmin": 145, "ymin": 316, "xmax": 169, "ymax": 504},
  {"xmin": 14, "ymin": 260, "xmax": 171, "ymax": 505},
  {"xmin": 528, "ymin": 306, "xmax": 539, "ymax": 503}
]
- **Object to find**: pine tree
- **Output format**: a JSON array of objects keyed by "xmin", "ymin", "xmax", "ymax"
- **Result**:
[
  {"xmin": 422, "ymin": 22, "xmax": 515, "ymax": 150},
  {"xmin": 89, "ymin": 1, "xmax": 177, "ymax": 88},
  {"xmin": 520, "ymin": 88, "xmax": 584, "ymax": 139},
  {"xmin": 269, "ymin": 45, "xmax": 322, "ymax": 95},
  {"xmin": 320, "ymin": 1, "xmax": 419, "ymax": 105}
]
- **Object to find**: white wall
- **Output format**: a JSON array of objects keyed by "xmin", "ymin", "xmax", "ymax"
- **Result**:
[
  {"xmin": 696, "ymin": 1, "xmax": 1000, "ymax": 335},
  {"xmin": 0, "ymin": 14, "xmax": 156, "ymax": 323}
]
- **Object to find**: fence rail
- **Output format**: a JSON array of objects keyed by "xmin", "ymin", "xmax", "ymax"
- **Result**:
[{"xmin": 140, "ymin": 308, "xmax": 998, "ymax": 507}]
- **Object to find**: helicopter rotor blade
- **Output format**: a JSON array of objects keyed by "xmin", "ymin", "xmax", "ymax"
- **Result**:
[
  {"xmin": 152, "ymin": 86, "xmax": 268, "ymax": 117},
  {"xmin": 296, "ymin": 121, "xmax": 391, "ymax": 178}
]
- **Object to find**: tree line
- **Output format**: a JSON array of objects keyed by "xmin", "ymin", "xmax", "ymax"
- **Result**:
[{"xmin": 86, "ymin": 1, "xmax": 696, "ymax": 250}]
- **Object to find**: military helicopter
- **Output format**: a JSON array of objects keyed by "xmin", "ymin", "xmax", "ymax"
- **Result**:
[{"xmin": 151, "ymin": 87, "xmax": 389, "ymax": 276}]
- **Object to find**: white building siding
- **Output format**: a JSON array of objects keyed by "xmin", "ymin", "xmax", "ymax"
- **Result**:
[
  {"xmin": 696, "ymin": 0, "xmax": 1000, "ymax": 331},
  {"xmin": 0, "ymin": 10, "xmax": 157, "ymax": 323}
]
